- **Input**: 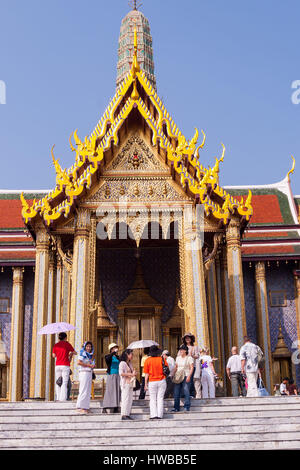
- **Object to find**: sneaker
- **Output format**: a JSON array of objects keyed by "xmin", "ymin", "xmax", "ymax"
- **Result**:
[
  {"xmin": 184, "ymin": 408, "xmax": 190, "ymax": 413},
  {"xmin": 171, "ymin": 408, "xmax": 180, "ymax": 412}
]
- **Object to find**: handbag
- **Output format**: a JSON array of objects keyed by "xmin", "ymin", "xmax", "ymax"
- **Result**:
[
  {"xmin": 172, "ymin": 356, "xmax": 188, "ymax": 384},
  {"xmin": 56, "ymin": 376, "xmax": 63, "ymax": 387},
  {"xmin": 258, "ymin": 377, "xmax": 269, "ymax": 396},
  {"xmin": 162, "ymin": 357, "xmax": 170, "ymax": 377}
]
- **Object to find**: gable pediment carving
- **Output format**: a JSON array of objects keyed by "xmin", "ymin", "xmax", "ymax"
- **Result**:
[{"xmin": 104, "ymin": 133, "xmax": 169, "ymax": 175}]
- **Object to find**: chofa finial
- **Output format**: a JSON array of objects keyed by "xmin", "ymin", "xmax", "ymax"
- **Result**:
[{"xmin": 287, "ymin": 155, "xmax": 296, "ymax": 182}]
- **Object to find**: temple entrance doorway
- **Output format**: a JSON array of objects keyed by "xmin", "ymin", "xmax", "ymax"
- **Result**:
[{"xmin": 95, "ymin": 222, "xmax": 180, "ymax": 378}]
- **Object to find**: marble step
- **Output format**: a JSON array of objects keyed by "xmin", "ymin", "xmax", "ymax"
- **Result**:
[
  {"xmin": 1, "ymin": 422, "xmax": 300, "ymax": 440},
  {"xmin": 1, "ymin": 408, "xmax": 300, "ymax": 423},
  {"xmin": 4, "ymin": 396, "xmax": 300, "ymax": 408},
  {"xmin": 2, "ymin": 431, "xmax": 300, "ymax": 448},
  {"xmin": 0, "ymin": 402, "xmax": 299, "ymax": 416},
  {"xmin": 1, "ymin": 415, "xmax": 299, "ymax": 431}
]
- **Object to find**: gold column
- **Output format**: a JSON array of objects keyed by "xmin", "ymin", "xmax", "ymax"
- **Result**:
[
  {"xmin": 226, "ymin": 219, "xmax": 247, "ymax": 348},
  {"xmin": 69, "ymin": 208, "xmax": 90, "ymax": 380},
  {"xmin": 255, "ymin": 261, "xmax": 273, "ymax": 392},
  {"xmin": 206, "ymin": 261, "xmax": 222, "ymax": 368},
  {"xmin": 55, "ymin": 254, "xmax": 62, "ymax": 323},
  {"xmin": 29, "ymin": 228, "xmax": 50, "ymax": 398},
  {"xmin": 87, "ymin": 216, "xmax": 97, "ymax": 348},
  {"xmin": 45, "ymin": 253, "xmax": 56, "ymax": 401},
  {"xmin": 9, "ymin": 267, "xmax": 24, "ymax": 401},
  {"xmin": 178, "ymin": 210, "xmax": 209, "ymax": 348}
]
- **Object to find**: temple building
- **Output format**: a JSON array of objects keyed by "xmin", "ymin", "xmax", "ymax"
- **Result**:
[{"xmin": 0, "ymin": 7, "xmax": 299, "ymax": 401}]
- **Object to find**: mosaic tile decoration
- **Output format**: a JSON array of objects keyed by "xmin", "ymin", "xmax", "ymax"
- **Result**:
[
  {"xmin": 23, "ymin": 269, "xmax": 34, "ymax": 398},
  {"xmin": 266, "ymin": 265, "xmax": 300, "ymax": 386},
  {"xmin": 242, "ymin": 265, "xmax": 258, "ymax": 344}
]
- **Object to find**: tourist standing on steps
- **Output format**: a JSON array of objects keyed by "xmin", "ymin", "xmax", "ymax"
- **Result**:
[
  {"xmin": 178, "ymin": 333, "xmax": 199, "ymax": 398},
  {"xmin": 76, "ymin": 341, "xmax": 95, "ymax": 414},
  {"xmin": 200, "ymin": 347, "xmax": 217, "ymax": 399},
  {"xmin": 226, "ymin": 346, "xmax": 246, "ymax": 397},
  {"xmin": 172, "ymin": 345, "xmax": 194, "ymax": 412},
  {"xmin": 119, "ymin": 349, "xmax": 136, "ymax": 421},
  {"xmin": 52, "ymin": 332, "xmax": 77, "ymax": 402},
  {"xmin": 102, "ymin": 343, "xmax": 121, "ymax": 413},
  {"xmin": 144, "ymin": 345, "xmax": 168, "ymax": 420},
  {"xmin": 240, "ymin": 336, "xmax": 263, "ymax": 397},
  {"xmin": 139, "ymin": 347, "xmax": 150, "ymax": 400},
  {"xmin": 162, "ymin": 350, "xmax": 175, "ymax": 399}
]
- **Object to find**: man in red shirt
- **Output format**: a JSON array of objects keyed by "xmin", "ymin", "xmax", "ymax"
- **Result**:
[{"xmin": 52, "ymin": 332, "xmax": 77, "ymax": 401}]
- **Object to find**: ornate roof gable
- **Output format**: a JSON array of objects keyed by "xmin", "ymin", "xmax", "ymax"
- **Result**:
[{"xmin": 21, "ymin": 28, "xmax": 253, "ymax": 229}]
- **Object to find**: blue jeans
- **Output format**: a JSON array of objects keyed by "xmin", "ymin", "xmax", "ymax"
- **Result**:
[{"xmin": 173, "ymin": 377, "xmax": 191, "ymax": 411}]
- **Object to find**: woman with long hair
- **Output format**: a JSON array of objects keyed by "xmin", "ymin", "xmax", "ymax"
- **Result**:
[
  {"xmin": 76, "ymin": 341, "xmax": 95, "ymax": 414},
  {"xmin": 180, "ymin": 333, "xmax": 199, "ymax": 398},
  {"xmin": 144, "ymin": 345, "xmax": 168, "ymax": 419},
  {"xmin": 119, "ymin": 349, "xmax": 136, "ymax": 420}
]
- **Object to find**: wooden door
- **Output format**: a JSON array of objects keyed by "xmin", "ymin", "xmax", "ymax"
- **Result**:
[
  {"xmin": 125, "ymin": 315, "xmax": 154, "ymax": 380},
  {"xmin": 273, "ymin": 357, "xmax": 292, "ymax": 385}
]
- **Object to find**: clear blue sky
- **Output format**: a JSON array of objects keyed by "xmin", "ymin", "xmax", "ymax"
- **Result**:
[{"xmin": 0, "ymin": 0, "xmax": 299, "ymax": 193}]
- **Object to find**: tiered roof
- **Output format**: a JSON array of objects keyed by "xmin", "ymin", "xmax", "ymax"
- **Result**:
[
  {"xmin": 226, "ymin": 166, "xmax": 300, "ymax": 260},
  {"xmin": 0, "ymin": 191, "xmax": 47, "ymax": 265},
  {"xmin": 21, "ymin": 29, "xmax": 253, "ymax": 231}
]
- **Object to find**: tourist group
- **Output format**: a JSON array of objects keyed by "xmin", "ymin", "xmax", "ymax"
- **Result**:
[{"xmin": 52, "ymin": 332, "xmax": 297, "ymax": 420}]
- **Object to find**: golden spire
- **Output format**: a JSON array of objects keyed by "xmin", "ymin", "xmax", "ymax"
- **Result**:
[
  {"xmin": 131, "ymin": 26, "xmax": 140, "ymax": 100},
  {"xmin": 129, "ymin": 0, "xmax": 142, "ymax": 10},
  {"xmin": 131, "ymin": 26, "xmax": 140, "ymax": 77}
]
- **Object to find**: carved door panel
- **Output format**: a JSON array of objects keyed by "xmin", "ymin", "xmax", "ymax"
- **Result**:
[
  {"xmin": 125, "ymin": 315, "xmax": 154, "ymax": 380},
  {"xmin": 127, "ymin": 317, "xmax": 140, "ymax": 378}
]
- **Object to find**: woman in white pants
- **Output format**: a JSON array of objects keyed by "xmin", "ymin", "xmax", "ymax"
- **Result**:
[
  {"xmin": 144, "ymin": 346, "xmax": 168, "ymax": 419},
  {"xmin": 76, "ymin": 342, "xmax": 95, "ymax": 415},
  {"xmin": 200, "ymin": 348, "xmax": 217, "ymax": 399},
  {"xmin": 119, "ymin": 349, "xmax": 136, "ymax": 421}
]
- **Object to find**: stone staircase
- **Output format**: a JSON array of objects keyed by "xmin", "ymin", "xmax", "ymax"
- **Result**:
[{"xmin": 0, "ymin": 396, "xmax": 300, "ymax": 450}]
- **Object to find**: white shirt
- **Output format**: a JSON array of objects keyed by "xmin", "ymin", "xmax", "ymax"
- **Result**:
[
  {"xmin": 280, "ymin": 383, "xmax": 287, "ymax": 394},
  {"xmin": 175, "ymin": 355, "xmax": 194, "ymax": 377},
  {"xmin": 199, "ymin": 354, "xmax": 214, "ymax": 376},
  {"xmin": 166, "ymin": 356, "xmax": 175, "ymax": 374},
  {"xmin": 239, "ymin": 342, "xmax": 263, "ymax": 373},
  {"xmin": 226, "ymin": 354, "xmax": 242, "ymax": 373}
]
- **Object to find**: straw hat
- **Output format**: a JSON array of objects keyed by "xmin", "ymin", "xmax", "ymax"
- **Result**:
[
  {"xmin": 182, "ymin": 332, "xmax": 195, "ymax": 343},
  {"xmin": 108, "ymin": 343, "xmax": 118, "ymax": 352}
]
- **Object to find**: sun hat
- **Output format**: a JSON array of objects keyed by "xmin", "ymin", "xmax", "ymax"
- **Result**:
[
  {"xmin": 182, "ymin": 332, "xmax": 195, "ymax": 343},
  {"xmin": 108, "ymin": 343, "xmax": 118, "ymax": 352}
]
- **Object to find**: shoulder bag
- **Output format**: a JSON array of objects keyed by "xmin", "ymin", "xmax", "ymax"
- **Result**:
[{"xmin": 172, "ymin": 356, "xmax": 188, "ymax": 384}]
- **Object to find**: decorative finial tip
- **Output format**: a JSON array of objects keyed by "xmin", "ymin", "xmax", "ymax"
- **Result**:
[{"xmin": 129, "ymin": 0, "xmax": 142, "ymax": 10}]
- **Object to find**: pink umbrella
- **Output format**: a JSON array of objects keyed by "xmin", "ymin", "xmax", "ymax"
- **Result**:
[{"xmin": 38, "ymin": 322, "xmax": 76, "ymax": 335}]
